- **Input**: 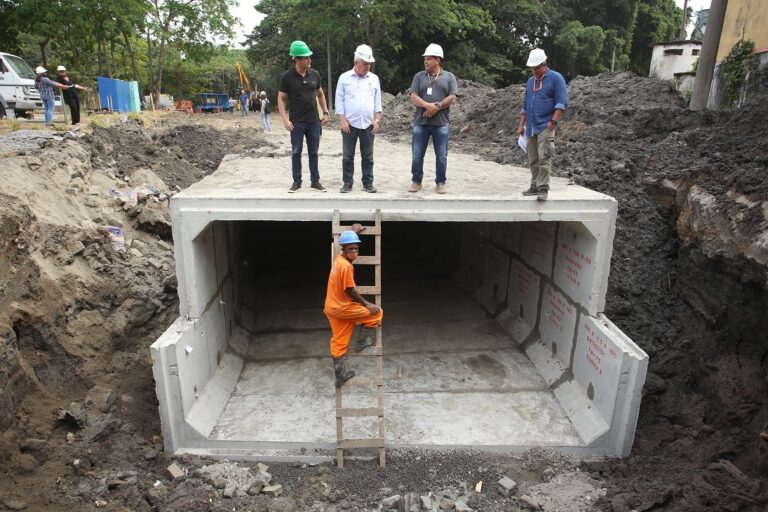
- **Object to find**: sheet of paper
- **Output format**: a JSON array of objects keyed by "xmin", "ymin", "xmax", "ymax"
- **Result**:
[{"xmin": 518, "ymin": 136, "xmax": 527, "ymax": 154}]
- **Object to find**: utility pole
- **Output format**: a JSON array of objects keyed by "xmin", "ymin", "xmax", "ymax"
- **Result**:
[
  {"xmin": 680, "ymin": 0, "xmax": 689, "ymax": 39},
  {"xmin": 690, "ymin": 0, "xmax": 728, "ymax": 110}
]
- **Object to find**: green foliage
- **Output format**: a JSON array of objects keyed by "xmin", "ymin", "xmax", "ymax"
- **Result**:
[
  {"xmin": 721, "ymin": 40, "xmax": 757, "ymax": 104},
  {"xmin": 554, "ymin": 21, "xmax": 606, "ymax": 76},
  {"xmin": 627, "ymin": 0, "xmax": 681, "ymax": 75}
]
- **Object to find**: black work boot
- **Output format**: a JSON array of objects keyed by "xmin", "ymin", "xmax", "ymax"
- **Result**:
[
  {"xmin": 354, "ymin": 325, "xmax": 376, "ymax": 352},
  {"xmin": 333, "ymin": 355, "xmax": 355, "ymax": 387},
  {"xmin": 522, "ymin": 185, "xmax": 538, "ymax": 196}
]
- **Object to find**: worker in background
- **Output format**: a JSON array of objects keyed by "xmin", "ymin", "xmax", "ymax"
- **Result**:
[
  {"xmin": 517, "ymin": 48, "xmax": 568, "ymax": 201},
  {"xmin": 324, "ymin": 225, "xmax": 383, "ymax": 387},
  {"xmin": 408, "ymin": 43, "xmax": 458, "ymax": 195},
  {"xmin": 34, "ymin": 66, "xmax": 71, "ymax": 126},
  {"xmin": 278, "ymin": 40, "xmax": 330, "ymax": 193},
  {"xmin": 335, "ymin": 44, "xmax": 382, "ymax": 194},
  {"xmin": 54, "ymin": 65, "xmax": 89, "ymax": 125},
  {"xmin": 259, "ymin": 91, "xmax": 271, "ymax": 132},
  {"xmin": 239, "ymin": 89, "xmax": 248, "ymax": 117}
]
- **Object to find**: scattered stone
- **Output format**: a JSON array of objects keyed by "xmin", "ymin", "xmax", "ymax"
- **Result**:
[
  {"xmin": 167, "ymin": 462, "xmax": 185, "ymax": 480},
  {"xmin": 15, "ymin": 453, "xmax": 39, "ymax": 473},
  {"xmin": 2, "ymin": 499, "xmax": 27, "ymax": 510},
  {"xmin": 519, "ymin": 495, "xmax": 541, "ymax": 510},
  {"xmin": 157, "ymin": 239, "xmax": 173, "ymax": 252},
  {"xmin": 84, "ymin": 386, "xmax": 117, "ymax": 413},
  {"xmin": 381, "ymin": 494, "xmax": 401, "ymax": 509},
  {"xmin": 256, "ymin": 462, "xmax": 270, "ymax": 473},
  {"xmin": 439, "ymin": 498, "xmax": 456, "ymax": 511},
  {"xmin": 262, "ymin": 484, "xmax": 283, "ymax": 497},
  {"xmin": 148, "ymin": 257, "xmax": 164, "ymax": 269},
  {"xmin": 66, "ymin": 432, "xmax": 75, "ymax": 443},
  {"xmin": 57, "ymin": 403, "xmax": 88, "ymax": 428},
  {"xmin": 223, "ymin": 482, "xmax": 237, "ymax": 498},
  {"xmin": 455, "ymin": 500, "xmax": 473, "ymax": 512},
  {"xmin": 497, "ymin": 476, "xmax": 517, "ymax": 497},
  {"xmin": 94, "ymin": 500, "xmax": 107, "ymax": 508},
  {"xmin": 129, "ymin": 248, "xmax": 143, "ymax": 258},
  {"xmin": 20, "ymin": 438, "xmax": 48, "ymax": 462},
  {"xmin": 145, "ymin": 486, "xmax": 168, "ymax": 506},
  {"xmin": 142, "ymin": 447, "xmax": 159, "ymax": 461},
  {"xmin": 106, "ymin": 470, "xmax": 138, "ymax": 489},
  {"xmin": 130, "ymin": 238, "xmax": 147, "ymax": 251},
  {"xmin": 402, "ymin": 493, "xmax": 420, "ymax": 512},
  {"xmin": 247, "ymin": 480, "xmax": 264, "ymax": 496},
  {"xmin": 106, "ymin": 216, "xmax": 123, "ymax": 228},
  {"xmin": 253, "ymin": 468, "xmax": 273, "ymax": 485},
  {"xmin": 68, "ymin": 240, "xmax": 86, "ymax": 256},
  {"xmin": 135, "ymin": 201, "xmax": 171, "ymax": 239},
  {"xmin": 420, "ymin": 494, "xmax": 433, "ymax": 510},
  {"xmin": 267, "ymin": 497, "xmax": 297, "ymax": 512}
]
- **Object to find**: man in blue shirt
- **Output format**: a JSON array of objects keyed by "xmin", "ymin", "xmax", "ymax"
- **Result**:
[
  {"xmin": 335, "ymin": 44, "xmax": 382, "ymax": 193},
  {"xmin": 517, "ymin": 49, "xmax": 568, "ymax": 201}
]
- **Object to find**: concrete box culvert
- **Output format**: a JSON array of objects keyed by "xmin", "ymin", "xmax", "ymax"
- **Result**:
[{"xmin": 151, "ymin": 155, "xmax": 648, "ymax": 462}]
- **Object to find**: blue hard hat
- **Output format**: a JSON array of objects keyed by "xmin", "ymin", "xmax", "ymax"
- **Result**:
[{"xmin": 339, "ymin": 230, "xmax": 362, "ymax": 245}]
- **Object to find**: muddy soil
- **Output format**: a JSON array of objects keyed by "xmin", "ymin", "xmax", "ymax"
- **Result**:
[{"xmin": 1, "ymin": 73, "xmax": 767, "ymax": 512}]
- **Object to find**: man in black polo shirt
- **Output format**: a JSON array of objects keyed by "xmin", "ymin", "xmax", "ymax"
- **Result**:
[{"xmin": 278, "ymin": 40, "xmax": 330, "ymax": 192}]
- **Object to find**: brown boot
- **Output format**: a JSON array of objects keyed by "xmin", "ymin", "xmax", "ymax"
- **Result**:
[
  {"xmin": 522, "ymin": 186, "xmax": 538, "ymax": 196},
  {"xmin": 333, "ymin": 355, "xmax": 355, "ymax": 387},
  {"xmin": 354, "ymin": 326, "xmax": 376, "ymax": 352}
]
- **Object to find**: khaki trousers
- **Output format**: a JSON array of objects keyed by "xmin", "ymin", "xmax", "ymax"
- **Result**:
[{"xmin": 527, "ymin": 127, "xmax": 555, "ymax": 191}]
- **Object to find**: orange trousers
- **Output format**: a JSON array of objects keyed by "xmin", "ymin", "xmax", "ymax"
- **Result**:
[{"xmin": 324, "ymin": 303, "xmax": 383, "ymax": 358}]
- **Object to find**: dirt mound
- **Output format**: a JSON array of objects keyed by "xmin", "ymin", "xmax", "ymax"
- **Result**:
[
  {"xmin": 0, "ymin": 84, "xmax": 766, "ymax": 511},
  {"xmin": 86, "ymin": 118, "xmax": 274, "ymax": 189}
]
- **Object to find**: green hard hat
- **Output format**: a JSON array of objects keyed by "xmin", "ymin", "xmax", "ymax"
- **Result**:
[{"xmin": 289, "ymin": 40, "xmax": 313, "ymax": 57}]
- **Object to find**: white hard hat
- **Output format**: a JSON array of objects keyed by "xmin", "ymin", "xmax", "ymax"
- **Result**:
[
  {"xmin": 57, "ymin": 65, "xmax": 66, "ymax": 71},
  {"xmin": 35, "ymin": 66, "xmax": 46, "ymax": 74},
  {"xmin": 526, "ymin": 48, "xmax": 547, "ymax": 67},
  {"xmin": 259, "ymin": 91, "xmax": 266, "ymax": 96},
  {"xmin": 354, "ymin": 44, "xmax": 375, "ymax": 63},
  {"xmin": 422, "ymin": 43, "xmax": 444, "ymax": 58}
]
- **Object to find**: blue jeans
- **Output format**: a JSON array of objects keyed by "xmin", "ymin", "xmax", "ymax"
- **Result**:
[
  {"xmin": 261, "ymin": 112, "xmax": 271, "ymax": 131},
  {"xmin": 411, "ymin": 124, "xmax": 449, "ymax": 184},
  {"xmin": 341, "ymin": 126, "xmax": 374, "ymax": 186},
  {"xmin": 42, "ymin": 98, "xmax": 55, "ymax": 125},
  {"xmin": 240, "ymin": 104, "xmax": 247, "ymax": 116},
  {"xmin": 290, "ymin": 121, "xmax": 322, "ymax": 184}
]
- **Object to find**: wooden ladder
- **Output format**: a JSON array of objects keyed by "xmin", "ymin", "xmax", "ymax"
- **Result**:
[{"xmin": 331, "ymin": 209, "xmax": 385, "ymax": 468}]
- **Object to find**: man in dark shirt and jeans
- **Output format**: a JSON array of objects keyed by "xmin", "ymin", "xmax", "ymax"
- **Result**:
[
  {"xmin": 278, "ymin": 40, "xmax": 330, "ymax": 193},
  {"xmin": 408, "ymin": 43, "xmax": 458, "ymax": 195}
]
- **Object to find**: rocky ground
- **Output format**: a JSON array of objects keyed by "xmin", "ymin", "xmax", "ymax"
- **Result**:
[{"xmin": 1, "ymin": 73, "xmax": 767, "ymax": 511}]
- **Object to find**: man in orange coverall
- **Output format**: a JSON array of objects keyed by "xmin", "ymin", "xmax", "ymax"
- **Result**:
[{"xmin": 324, "ymin": 224, "xmax": 383, "ymax": 386}]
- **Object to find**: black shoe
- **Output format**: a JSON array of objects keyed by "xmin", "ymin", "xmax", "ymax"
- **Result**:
[
  {"xmin": 311, "ymin": 182, "xmax": 327, "ymax": 192},
  {"xmin": 537, "ymin": 189, "xmax": 549, "ymax": 201},
  {"xmin": 333, "ymin": 356, "xmax": 355, "ymax": 387},
  {"xmin": 362, "ymin": 183, "xmax": 377, "ymax": 193},
  {"xmin": 522, "ymin": 186, "xmax": 538, "ymax": 196},
  {"xmin": 340, "ymin": 183, "xmax": 352, "ymax": 193},
  {"xmin": 354, "ymin": 326, "xmax": 376, "ymax": 352},
  {"xmin": 288, "ymin": 182, "xmax": 301, "ymax": 193}
]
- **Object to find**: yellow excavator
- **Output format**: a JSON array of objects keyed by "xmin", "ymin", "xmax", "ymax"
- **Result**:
[{"xmin": 235, "ymin": 62, "xmax": 250, "ymax": 93}]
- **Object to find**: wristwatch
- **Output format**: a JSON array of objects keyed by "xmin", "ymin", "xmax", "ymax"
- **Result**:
[
  {"xmin": 550, "ymin": 119, "xmax": 558, "ymax": 126},
  {"xmin": 323, "ymin": 111, "xmax": 329, "ymax": 116}
]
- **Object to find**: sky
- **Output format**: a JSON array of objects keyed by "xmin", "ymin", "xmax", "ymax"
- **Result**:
[
  {"xmin": 228, "ymin": 0, "xmax": 712, "ymax": 48},
  {"xmin": 230, "ymin": 0, "xmax": 264, "ymax": 48}
]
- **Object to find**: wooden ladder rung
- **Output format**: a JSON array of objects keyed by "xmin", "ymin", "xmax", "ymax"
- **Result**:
[
  {"xmin": 339, "ymin": 438, "xmax": 385, "ymax": 449},
  {"xmin": 356, "ymin": 285, "xmax": 381, "ymax": 295},
  {"xmin": 336, "ymin": 407, "xmax": 384, "ymax": 418},
  {"xmin": 332, "ymin": 225, "xmax": 382, "ymax": 236},
  {"xmin": 352, "ymin": 255, "xmax": 380, "ymax": 265},
  {"xmin": 347, "ymin": 347, "xmax": 383, "ymax": 357}
]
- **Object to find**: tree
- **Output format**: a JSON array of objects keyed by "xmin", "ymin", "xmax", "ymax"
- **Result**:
[
  {"xmin": 628, "ymin": 0, "xmax": 681, "ymax": 75},
  {"xmin": 555, "ymin": 21, "xmax": 605, "ymax": 76},
  {"xmin": 146, "ymin": 0, "xmax": 236, "ymax": 98}
]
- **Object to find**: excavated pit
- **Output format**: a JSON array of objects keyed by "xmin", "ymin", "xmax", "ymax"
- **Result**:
[{"xmin": 151, "ymin": 147, "xmax": 648, "ymax": 461}]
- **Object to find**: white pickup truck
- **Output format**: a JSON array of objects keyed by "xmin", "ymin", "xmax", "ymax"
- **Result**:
[{"xmin": 0, "ymin": 52, "xmax": 43, "ymax": 118}]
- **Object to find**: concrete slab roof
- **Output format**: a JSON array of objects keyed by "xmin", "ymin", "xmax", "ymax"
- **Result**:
[{"xmin": 175, "ymin": 133, "xmax": 613, "ymax": 204}]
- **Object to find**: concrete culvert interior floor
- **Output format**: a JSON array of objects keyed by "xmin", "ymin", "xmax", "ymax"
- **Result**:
[{"xmin": 213, "ymin": 221, "xmax": 582, "ymax": 448}]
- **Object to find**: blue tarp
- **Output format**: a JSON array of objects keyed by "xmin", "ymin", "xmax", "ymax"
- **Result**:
[{"xmin": 98, "ymin": 77, "xmax": 140, "ymax": 113}]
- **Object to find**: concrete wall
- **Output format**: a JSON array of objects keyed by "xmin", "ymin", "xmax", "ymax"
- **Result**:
[
  {"xmin": 458, "ymin": 221, "xmax": 648, "ymax": 456},
  {"xmin": 151, "ymin": 221, "xmax": 240, "ymax": 453},
  {"xmin": 650, "ymin": 42, "xmax": 702, "ymax": 80},
  {"xmin": 716, "ymin": 0, "xmax": 768, "ymax": 63}
]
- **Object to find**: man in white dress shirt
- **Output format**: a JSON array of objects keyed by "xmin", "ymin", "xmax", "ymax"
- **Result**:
[{"xmin": 335, "ymin": 44, "xmax": 383, "ymax": 193}]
